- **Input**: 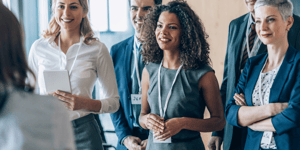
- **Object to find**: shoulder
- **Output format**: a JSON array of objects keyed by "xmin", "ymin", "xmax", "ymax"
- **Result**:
[
  {"xmin": 186, "ymin": 65, "xmax": 214, "ymax": 80},
  {"xmin": 145, "ymin": 62, "xmax": 160, "ymax": 75},
  {"xmin": 30, "ymin": 38, "xmax": 49, "ymax": 52},
  {"xmin": 229, "ymin": 13, "xmax": 248, "ymax": 27},
  {"xmin": 111, "ymin": 36, "xmax": 134, "ymax": 52}
]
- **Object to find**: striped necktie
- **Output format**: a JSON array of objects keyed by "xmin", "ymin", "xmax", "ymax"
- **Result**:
[{"xmin": 241, "ymin": 23, "xmax": 256, "ymax": 70}]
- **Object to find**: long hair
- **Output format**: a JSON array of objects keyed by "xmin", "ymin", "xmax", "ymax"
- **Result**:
[
  {"xmin": 0, "ymin": 3, "xmax": 35, "ymax": 111},
  {"xmin": 43, "ymin": 0, "xmax": 97, "ymax": 44},
  {"xmin": 141, "ymin": 0, "xmax": 211, "ymax": 69}
]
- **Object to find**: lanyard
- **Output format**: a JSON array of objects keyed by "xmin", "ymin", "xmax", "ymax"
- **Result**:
[
  {"xmin": 158, "ymin": 60, "xmax": 182, "ymax": 118},
  {"xmin": 246, "ymin": 23, "xmax": 260, "ymax": 58},
  {"xmin": 58, "ymin": 35, "xmax": 82, "ymax": 76},
  {"xmin": 134, "ymin": 44, "xmax": 142, "ymax": 94}
]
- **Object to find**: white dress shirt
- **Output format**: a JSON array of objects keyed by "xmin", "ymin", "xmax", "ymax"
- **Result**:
[
  {"xmin": 28, "ymin": 36, "xmax": 120, "ymax": 120},
  {"xmin": 0, "ymin": 89, "xmax": 75, "ymax": 150}
]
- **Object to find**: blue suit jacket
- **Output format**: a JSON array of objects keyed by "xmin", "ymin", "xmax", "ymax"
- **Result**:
[
  {"xmin": 213, "ymin": 13, "xmax": 300, "ymax": 150},
  {"xmin": 225, "ymin": 46, "xmax": 300, "ymax": 150},
  {"xmin": 110, "ymin": 36, "xmax": 147, "ymax": 150}
]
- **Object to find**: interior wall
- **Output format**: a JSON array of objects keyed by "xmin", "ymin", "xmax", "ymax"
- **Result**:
[{"xmin": 163, "ymin": 0, "xmax": 248, "ymax": 149}]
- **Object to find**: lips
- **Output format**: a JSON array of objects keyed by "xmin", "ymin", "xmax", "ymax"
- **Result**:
[
  {"xmin": 158, "ymin": 37, "xmax": 171, "ymax": 42},
  {"xmin": 261, "ymin": 33, "xmax": 272, "ymax": 38}
]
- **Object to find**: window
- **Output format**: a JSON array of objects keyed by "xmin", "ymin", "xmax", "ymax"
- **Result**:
[
  {"xmin": 90, "ymin": 0, "xmax": 128, "ymax": 32},
  {"xmin": 3, "ymin": 0, "xmax": 11, "ymax": 9},
  {"xmin": 38, "ymin": 0, "xmax": 50, "ymax": 36}
]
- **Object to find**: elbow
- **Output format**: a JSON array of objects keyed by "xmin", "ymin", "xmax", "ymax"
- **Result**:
[{"xmin": 215, "ymin": 116, "xmax": 226, "ymax": 131}]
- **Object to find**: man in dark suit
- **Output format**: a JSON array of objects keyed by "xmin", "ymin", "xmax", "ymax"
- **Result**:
[
  {"xmin": 208, "ymin": 0, "xmax": 300, "ymax": 150},
  {"xmin": 110, "ymin": 0, "xmax": 162, "ymax": 150}
]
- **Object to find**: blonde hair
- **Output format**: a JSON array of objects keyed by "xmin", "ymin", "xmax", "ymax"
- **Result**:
[{"xmin": 43, "ymin": 0, "xmax": 97, "ymax": 44}]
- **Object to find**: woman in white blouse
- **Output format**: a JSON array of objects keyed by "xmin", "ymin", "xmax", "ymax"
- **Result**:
[
  {"xmin": 225, "ymin": 0, "xmax": 300, "ymax": 150},
  {"xmin": 0, "ymin": 3, "xmax": 75, "ymax": 150},
  {"xmin": 28, "ymin": 0, "xmax": 119, "ymax": 149}
]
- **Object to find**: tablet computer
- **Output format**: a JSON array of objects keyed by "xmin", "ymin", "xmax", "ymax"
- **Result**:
[{"xmin": 43, "ymin": 70, "xmax": 72, "ymax": 93}]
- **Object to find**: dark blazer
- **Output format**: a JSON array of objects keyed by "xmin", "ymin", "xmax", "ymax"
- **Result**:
[
  {"xmin": 225, "ymin": 46, "xmax": 300, "ymax": 150},
  {"xmin": 110, "ymin": 36, "xmax": 147, "ymax": 150},
  {"xmin": 213, "ymin": 13, "xmax": 300, "ymax": 150}
]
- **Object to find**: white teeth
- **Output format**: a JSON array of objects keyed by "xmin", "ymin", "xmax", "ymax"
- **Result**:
[
  {"xmin": 160, "ymin": 38, "xmax": 169, "ymax": 42},
  {"xmin": 62, "ymin": 19, "xmax": 72, "ymax": 22}
]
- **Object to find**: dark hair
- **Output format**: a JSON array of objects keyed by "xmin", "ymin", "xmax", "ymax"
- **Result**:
[
  {"xmin": 128, "ymin": 0, "xmax": 162, "ymax": 6},
  {"xmin": 0, "ymin": 3, "xmax": 35, "ymax": 111},
  {"xmin": 141, "ymin": 0, "xmax": 211, "ymax": 69}
]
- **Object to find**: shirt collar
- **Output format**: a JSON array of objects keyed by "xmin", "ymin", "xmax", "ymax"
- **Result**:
[
  {"xmin": 248, "ymin": 12, "xmax": 255, "ymax": 28},
  {"xmin": 48, "ymin": 34, "xmax": 85, "ymax": 49},
  {"xmin": 134, "ymin": 35, "xmax": 142, "ymax": 51}
]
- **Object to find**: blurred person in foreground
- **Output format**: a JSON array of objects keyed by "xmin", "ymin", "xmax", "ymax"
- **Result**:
[{"xmin": 0, "ymin": 3, "xmax": 75, "ymax": 150}]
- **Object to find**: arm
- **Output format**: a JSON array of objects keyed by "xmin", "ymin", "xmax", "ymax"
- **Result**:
[
  {"xmin": 139, "ymin": 68, "xmax": 164, "ymax": 132},
  {"xmin": 54, "ymin": 43, "xmax": 120, "ymax": 113},
  {"xmin": 248, "ymin": 118, "xmax": 275, "ymax": 132},
  {"xmin": 155, "ymin": 71, "xmax": 225, "ymax": 141},
  {"xmin": 27, "ymin": 41, "xmax": 40, "ymax": 94}
]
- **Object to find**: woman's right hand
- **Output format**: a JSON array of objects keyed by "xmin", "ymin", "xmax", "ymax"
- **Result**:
[
  {"xmin": 144, "ymin": 113, "xmax": 164, "ymax": 133},
  {"xmin": 269, "ymin": 102, "xmax": 289, "ymax": 116}
]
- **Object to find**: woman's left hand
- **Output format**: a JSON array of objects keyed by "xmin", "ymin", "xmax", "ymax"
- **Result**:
[
  {"xmin": 53, "ymin": 90, "xmax": 86, "ymax": 110},
  {"xmin": 154, "ymin": 118, "xmax": 183, "ymax": 141},
  {"xmin": 234, "ymin": 93, "xmax": 247, "ymax": 106}
]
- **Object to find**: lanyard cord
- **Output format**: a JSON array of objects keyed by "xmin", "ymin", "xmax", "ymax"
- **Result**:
[
  {"xmin": 158, "ymin": 60, "xmax": 182, "ymax": 118},
  {"xmin": 58, "ymin": 35, "xmax": 82, "ymax": 76}
]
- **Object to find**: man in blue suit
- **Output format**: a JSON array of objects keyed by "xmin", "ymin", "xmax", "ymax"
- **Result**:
[
  {"xmin": 110, "ymin": 0, "xmax": 162, "ymax": 150},
  {"xmin": 208, "ymin": 0, "xmax": 300, "ymax": 150}
]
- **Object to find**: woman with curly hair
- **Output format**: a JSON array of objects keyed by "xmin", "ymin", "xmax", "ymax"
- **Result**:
[
  {"xmin": 28, "ymin": 0, "xmax": 119, "ymax": 149},
  {"xmin": 139, "ymin": 1, "xmax": 225, "ymax": 149}
]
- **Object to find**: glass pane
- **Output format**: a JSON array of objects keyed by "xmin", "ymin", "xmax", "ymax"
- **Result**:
[
  {"xmin": 3, "ymin": 0, "xmax": 11, "ymax": 9},
  {"xmin": 38, "ymin": 0, "xmax": 49, "ymax": 36},
  {"xmin": 109, "ymin": 0, "xmax": 128, "ymax": 32},
  {"xmin": 90, "ymin": 0, "xmax": 108, "ymax": 32}
]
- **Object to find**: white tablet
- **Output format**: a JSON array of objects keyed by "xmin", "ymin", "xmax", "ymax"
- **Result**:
[{"xmin": 43, "ymin": 70, "xmax": 72, "ymax": 93}]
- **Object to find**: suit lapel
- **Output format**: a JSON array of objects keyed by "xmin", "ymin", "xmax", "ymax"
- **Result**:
[
  {"xmin": 124, "ymin": 36, "xmax": 134, "ymax": 90},
  {"xmin": 233, "ymin": 14, "xmax": 249, "ymax": 75},
  {"xmin": 245, "ymin": 55, "xmax": 268, "ymax": 106},
  {"xmin": 269, "ymin": 47, "xmax": 296, "ymax": 103}
]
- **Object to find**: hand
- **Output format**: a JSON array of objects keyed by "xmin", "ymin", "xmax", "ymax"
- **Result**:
[
  {"xmin": 53, "ymin": 90, "xmax": 86, "ymax": 110},
  {"xmin": 154, "ymin": 118, "xmax": 183, "ymax": 141},
  {"xmin": 140, "ymin": 139, "xmax": 147, "ymax": 150},
  {"xmin": 208, "ymin": 136, "xmax": 223, "ymax": 150},
  {"xmin": 124, "ymin": 136, "xmax": 144, "ymax": 150},
  {"xmin": 145, "ymin": 113, "xmax": 164, "ymax": 133},
  {"xmin": 234, "ymin": 93, "xmax": 247, "ymax": 106},
  {"xmin": 268, "ymin": 102, "xmax": 288, "ymax": 116}
]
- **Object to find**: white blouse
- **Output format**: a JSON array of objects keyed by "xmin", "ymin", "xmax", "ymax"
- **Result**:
[
  {"xmin": 252, "ymin": 60, "xmax": 281, "ymax": 149},
  {"xmin": 28, "ymin": 37, "xmax": 120, "ymax": 120}
]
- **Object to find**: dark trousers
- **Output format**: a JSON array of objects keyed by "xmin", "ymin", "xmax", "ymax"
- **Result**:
[
  {"xmin": 132, "ymin": 127, "xmax": 149, "ymax": 141},
  {"xmin": 72, "ymin": 114, "xmax": 104, "ymax": 150}
]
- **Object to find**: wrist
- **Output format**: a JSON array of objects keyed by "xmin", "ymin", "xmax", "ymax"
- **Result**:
[
  {"xmin": 178, "ymin": 117, "xmax": 186, "ymax": 130},
  {"xmin": 266, "ymin": 103, "xmax": 274, "ymax": 116}
]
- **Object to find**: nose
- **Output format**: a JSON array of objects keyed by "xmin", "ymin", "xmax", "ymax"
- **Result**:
[
  {"xmin": 63, "ymin": 6, "xmax": 71, "ymax": 16},
  {"xmin": 260, "ymin": 20, "xmax": 268, "ymax": 31},
  {"xmin": 160, "ymin": 26, "xmax": 167, "ymax": 35},
  {"xmin": 136, "ymin": 9, "xmax": 144, "ymax": 20}
]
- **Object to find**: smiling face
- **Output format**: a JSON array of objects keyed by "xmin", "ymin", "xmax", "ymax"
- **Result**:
[
  {"xmin": 255, "ymin": 5, "xmax": 293, "ymax": 46},
  {"xmin": 155, "ymin": 11, "xmax": 182, "ymax": 52},
  {"xmin": 54, "ymin": 0, "xmax": 87, "ymax": 32},
  {"xmin": 130, "ymin": 0, "xmax": 155, "ymax": 38}
]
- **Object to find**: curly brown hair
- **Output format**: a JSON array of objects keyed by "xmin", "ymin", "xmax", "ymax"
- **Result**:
[{"xmin": 141, "ymin": 0, "xmax": 211, "ymax": 69}]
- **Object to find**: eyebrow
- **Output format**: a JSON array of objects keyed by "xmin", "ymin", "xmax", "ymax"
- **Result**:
[
  {"xmin": 131, "ymin": 6, "xmax": 152, "ymax": 9},
  {"xmin": 58, "ymin": 2, "xmax": 80, "ymax": 5},
  {"xmin": 266, "ymin": 15, "xmax": 277, "ymax": 18},
  {"xmin": 157, "ymin": 22, "xmax": 180, "ymax": 26}
]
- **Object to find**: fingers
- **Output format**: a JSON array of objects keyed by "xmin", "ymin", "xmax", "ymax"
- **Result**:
[
  {"xmin": 146, "ymin": 114, "xmax": 164, "ymax": 132},
  {"xmin": 55, "ymin": 90, "xmax": 73, "ymax": 99},
  {"xmin": 154, "ymin": 131, "xmax": 171, "ymax": 141},
  {"xmin": 234, "ymin": 93, "xmax": 247, "ymax": 106},
  {"xmin": 53, "ymin": 92, "xmax": 72, "ymax": 103}
]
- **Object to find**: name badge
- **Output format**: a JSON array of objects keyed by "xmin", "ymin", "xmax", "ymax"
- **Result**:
[
  {"xmin": 153, "ymin": 136, "xmax": 171, "ymax": 143},
  {"xmin": 131, "ymin": 94, "xmax": 142, "ymax": 105}
]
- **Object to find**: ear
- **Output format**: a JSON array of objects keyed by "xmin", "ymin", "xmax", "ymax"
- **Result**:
[{"xmin": 286, "ymin": 15, "xmax": 294, "ymax": 31}]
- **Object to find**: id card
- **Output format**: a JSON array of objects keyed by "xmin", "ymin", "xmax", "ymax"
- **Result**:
[
  {"xmin": 131, "ymin": 94, "xmax": 142, "ymax": 104},
  {"xmin": 153, "ymin": 136, "xmax": 171, "ymax": 143}
]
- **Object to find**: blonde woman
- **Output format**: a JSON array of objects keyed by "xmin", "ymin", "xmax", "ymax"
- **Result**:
[{"xmin": 28, "ymin": 0, "xmax": 119, "ymax": 149}]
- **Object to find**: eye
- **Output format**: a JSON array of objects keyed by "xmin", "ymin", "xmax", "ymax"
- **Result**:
[
  {"xmin": 57, "ymin": 5, "xmax": 64, "ymax": 9},
  {"xmin": 157, "ymin": 24, "xmax": 163, "ymax": 28},
  {"xmin": 267, "ymin": 18, "xmax": 275, "ymax": 22},
  {"xmin": 70, "ymin": 6, "xmax": 78, "ymax": 9},
  {"xmin": 169, "ymin": 26, "xmax": 177, "ymax": 29},
  {"xmin": 131, "ymin": 7, "xmax": 138, "ymax": 11},
  {"xmin": 143, "ymin": 7, "xmax": 151, "ymax": 11},
  {"xmin": 255, "ymin": 20, "xmax": 261, "ymax": 24}
]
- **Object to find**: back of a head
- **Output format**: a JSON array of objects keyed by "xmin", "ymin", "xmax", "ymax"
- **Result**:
[
  {"xmin": 255, "ymin": 0, "xmax": 293, "ymax": 20},
  {"xmin": 0, "ymin": 3, "xmax": 35, "ymax": 111}
]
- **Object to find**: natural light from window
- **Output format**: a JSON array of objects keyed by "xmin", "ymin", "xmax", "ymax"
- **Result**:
[
  {"xmin": 3, "ymin": 0, "xmax": 11, "ymax": 9},
  {"xmin": 90, "ymin": 0, "xmax": 108, "ymax": 32},
  {"xmin": 109, "ymin": 0, "xmax": 128, "ymax": 32}
]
